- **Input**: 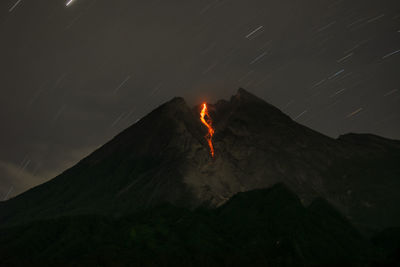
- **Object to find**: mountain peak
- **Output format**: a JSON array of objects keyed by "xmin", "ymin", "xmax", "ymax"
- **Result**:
[
  {"xmin": 154, "ymin": 96, "xmax": 189, "ymax": 115},
  {"xmin": 165, "ymin": 96, "xmax": 186, "ymax": 106},
  {"xmin": 231, "ymin": 88, "xmax": 264, "ymax": 104}
]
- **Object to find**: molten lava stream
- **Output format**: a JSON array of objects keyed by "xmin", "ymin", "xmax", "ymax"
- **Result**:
[{"xmin": 200, "ymin": 103, "xmax": 215, "ymax": 157}]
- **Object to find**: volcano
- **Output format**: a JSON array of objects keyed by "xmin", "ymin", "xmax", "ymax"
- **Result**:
[
  {"xmin": 1, "ymin": 88, "xmax": 399, "ymax": 231},
  {"xmin": 0, "ymin": 88, "xmax": 400, "ymax": 265}
]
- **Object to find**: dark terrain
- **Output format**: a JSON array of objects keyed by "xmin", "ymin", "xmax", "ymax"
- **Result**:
[
  {"xmin": 0, "ymin": 89, "xmax": 399, "ymax": 266},
  {"xmin": 0, "ymin": 184, "xmax": 394, "ymax": 266}
]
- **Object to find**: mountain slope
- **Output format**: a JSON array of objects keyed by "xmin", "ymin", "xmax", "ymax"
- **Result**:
[
  {"xmin": 0, "ymin": 88, "xmax": 399, "ymax": 232},
  {"xmin": 0, "ymin": 97, "xmax": 205, "ymax": 225}
]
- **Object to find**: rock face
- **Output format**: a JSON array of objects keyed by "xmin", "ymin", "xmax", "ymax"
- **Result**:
[
  {"xmin": 1, "ymin": 88, "xmax": 399, "ymax": 232},
  {"xmin": 185, "ymin": 88, "xmax": 339, "ymax": 207}
]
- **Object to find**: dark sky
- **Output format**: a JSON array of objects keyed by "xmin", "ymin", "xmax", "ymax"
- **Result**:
[{"xmin": 0, "ymin": 0, "xmax": 399, "ymax": 199}]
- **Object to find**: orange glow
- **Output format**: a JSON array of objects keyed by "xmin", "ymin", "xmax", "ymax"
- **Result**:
[{"xmin": 200, "ymin": 103, "xmax": 215, "ymax": 157}]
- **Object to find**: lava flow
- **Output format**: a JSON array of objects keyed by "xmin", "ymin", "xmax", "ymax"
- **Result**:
[{"xmin": 200, "ymin": 103, "xmax": 215, "ymax": 157}]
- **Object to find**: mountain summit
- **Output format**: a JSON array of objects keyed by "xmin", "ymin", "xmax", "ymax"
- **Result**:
[{"xmin": 1, "ymin": 88, "xmax": 399, "ymax": 232}]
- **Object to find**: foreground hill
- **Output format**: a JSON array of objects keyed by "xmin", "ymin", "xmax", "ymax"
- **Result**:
[{"xmin": 0, "ymin": 184, "xmax": 382, "ymax": 267}]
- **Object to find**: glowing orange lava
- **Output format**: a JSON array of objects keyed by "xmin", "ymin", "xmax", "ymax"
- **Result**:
[{"xmin": 200, "ymin": 103, "xmax": 215, "ymax": 157}]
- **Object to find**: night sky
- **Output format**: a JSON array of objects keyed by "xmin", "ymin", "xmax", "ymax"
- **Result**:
[{"xmin": 1, "ymin": 0, "xmax": 399, "ymax": 199}]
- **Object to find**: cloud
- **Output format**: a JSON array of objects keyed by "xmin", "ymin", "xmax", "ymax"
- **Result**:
[
  {"xmin": 0, "ymin": 160, "xmax": 44, "ymax": 200},
  {"xmin": 0, "ymin": 145, "xmax": 95, "ymax": 200}
]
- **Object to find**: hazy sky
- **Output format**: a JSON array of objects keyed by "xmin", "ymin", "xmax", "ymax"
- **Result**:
[{"xmin": 0, "ymin": 0, "xmax": 399, "ymax": 199}]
